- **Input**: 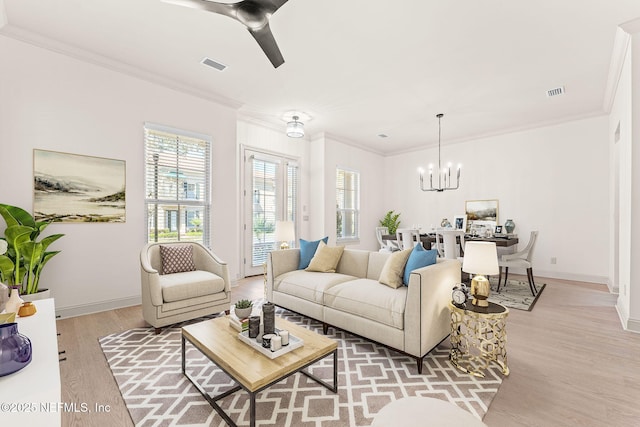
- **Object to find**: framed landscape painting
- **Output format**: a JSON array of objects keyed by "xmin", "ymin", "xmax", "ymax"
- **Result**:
[
  {"xmin": 33, "ymin": 149, "xmax": 126, "ymax": 223},
  {"xmin": 465, "ymin": 199, "xmax": 498, "ymax": 234}
]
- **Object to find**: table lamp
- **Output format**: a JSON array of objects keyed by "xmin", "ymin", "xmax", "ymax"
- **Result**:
[
  {"xmin": 462, "ymin": 242, "xmax": 499, "ymax": 307},
  {"xmin": 275, "ymin": 221, "xmax": 295, "ymax": 250}
]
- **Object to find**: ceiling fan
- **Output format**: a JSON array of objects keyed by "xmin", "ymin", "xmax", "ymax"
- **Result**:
[{"xmin": 162, "ymin": 0, "xmax": 290, "ymax": 68}]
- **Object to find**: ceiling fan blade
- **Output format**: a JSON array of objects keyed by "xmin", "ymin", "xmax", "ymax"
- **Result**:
[
  {"xmin": 162, "ymin": 0, "xmax": 235, "ymax": 19},
  {"xmin": 249, "ymin": 23, "xmax": 284, "ymax": 68},
  {"xmin": 261, "ymin": 0, "xmax": 289, "ymax": 12}
]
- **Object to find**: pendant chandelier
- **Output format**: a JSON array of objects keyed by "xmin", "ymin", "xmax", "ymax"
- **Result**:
[{"xmin": 418, "ymin": 113, "xmax": 461, "ymax": 192}]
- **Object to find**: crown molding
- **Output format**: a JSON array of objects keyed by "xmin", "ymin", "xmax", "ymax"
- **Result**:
[
  {"xmin": 0, "ymin": 25, "xmax": 243, "ymax": 110},
  {"xmin": 603, "ymin": 27, "xmax": 631, "ymax": 113},
  {"xmin": 389, "ymin": 111, "xmax": 607, "ymax": 157},
  {"xmin": 0, "ymin": 0, "xmax": 7, "ymax": 30},
  {"xmin": 321, "ymin": 132, "xmax": 386, "ymax": 156}
]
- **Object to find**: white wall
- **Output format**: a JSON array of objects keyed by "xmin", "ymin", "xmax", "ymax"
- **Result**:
[
  {"xmin": 613, "ymin": 21, "xmax": 640, "ymax": 332},
  {"xmin": 383, "ymin": 116, "xmax": 610, "ymax": 283},
  {"xmin": 321, "ymin": 135, "xmax": 386, "ymax": 250},
  {"xmin": 0, "ymin": 36, "xmax": 238, "ymax": 317}
]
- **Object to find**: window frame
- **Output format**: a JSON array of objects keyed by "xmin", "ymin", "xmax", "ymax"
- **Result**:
[
  {"xmin": 336, "ymin": 166, "xmax": 360, "ymax": 244},
  {"xmin": 144, "ymin": 122, "xmax": 212, "ymax": 246}
]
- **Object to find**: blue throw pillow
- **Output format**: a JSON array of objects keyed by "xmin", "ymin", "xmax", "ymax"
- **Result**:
[
  {"xmin": 298, "ymin": 237, "xmax": 329, "ymax": 269},
  {"xmin": 403, "ymin": 244, "xmax": 438, "ymax": 285}
]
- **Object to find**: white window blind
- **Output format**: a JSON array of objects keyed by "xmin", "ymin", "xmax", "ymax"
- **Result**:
[
  {"xmin": 336, "ymin": 167, "xmax": 359, "ymax": 241},
  {"xmin": 144, "ymin": 123, "xmax": 211, "ymax": 246}
]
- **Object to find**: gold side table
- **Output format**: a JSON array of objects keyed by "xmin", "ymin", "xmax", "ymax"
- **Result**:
[{"xmin": 448, "ymin": 301, "xmax": 509, "ymax": 378}]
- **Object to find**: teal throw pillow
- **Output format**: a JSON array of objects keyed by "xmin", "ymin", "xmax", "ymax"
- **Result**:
[
  {"xmin": 403, "ymin": 244, "xmax": 438, "ymax": 285},
  {"xmin": 298, "ymin": 237, "xmax": 329, "ymax": 269}
]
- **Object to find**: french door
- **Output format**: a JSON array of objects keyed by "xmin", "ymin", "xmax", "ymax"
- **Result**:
[{"xmin": 243, "ymin": 150, "xmax": 298, "ymax": 276}]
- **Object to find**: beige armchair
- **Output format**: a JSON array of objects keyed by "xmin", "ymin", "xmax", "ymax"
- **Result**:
[{"xmin": 140, "ymin": 242, "xmax": 231, "ymax": 333}]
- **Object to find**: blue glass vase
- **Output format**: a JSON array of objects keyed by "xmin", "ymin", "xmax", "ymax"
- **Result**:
[
  {"xmin": 504, "ymin": 219, "xmax": 515, "ymax": 234},
  {"xmin": 0, "ymin": 322, "xmax": 32, "ymax": 377}
]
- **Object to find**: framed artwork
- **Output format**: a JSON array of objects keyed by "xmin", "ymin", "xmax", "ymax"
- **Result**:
[
  {"xmin": 465, "ymin": 199, "xmax": 499, "ymax": 235},
  {"xmin": 495, "ymin": 225, "xmax": 503, "ymax": 234},
  {"xmin": 33, "ymin": 149, "xmax": 126, "ymax": 223},
  {"xmin": 454, "ymin": 215, "xmax": 467, "ymax": 232}
]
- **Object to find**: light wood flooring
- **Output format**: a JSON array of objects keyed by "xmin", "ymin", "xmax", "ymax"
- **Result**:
[{"xmin": 56, "ymin": 275, "xmax": 640, "ymax": 427}]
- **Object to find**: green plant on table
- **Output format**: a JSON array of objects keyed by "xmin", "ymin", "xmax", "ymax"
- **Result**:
[
  {"xmin": 379, "ymin": 210, "xmax": 402, "ymax": 235},
  {"xmin": 235, "ymin": 299, "xmax": 253, "ymax": 309},
  {"xmin": 0, "ymin": 203, "xmax": 64, "ymax": 295}
]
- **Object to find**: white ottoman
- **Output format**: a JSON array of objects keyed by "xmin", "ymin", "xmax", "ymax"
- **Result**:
[{"xmin": 372, "ymin": 397, "xmax": 488, "ymax": 427}]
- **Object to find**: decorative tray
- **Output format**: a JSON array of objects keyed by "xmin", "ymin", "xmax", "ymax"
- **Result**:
[{"xmin": 237, "ymin": 328, "xmax": 304, "ymax": 359}]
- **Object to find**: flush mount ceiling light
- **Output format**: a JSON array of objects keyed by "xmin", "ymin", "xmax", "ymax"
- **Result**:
[{"xmin": 286, "ymin": 116, "xmax": 304, "ymax": 138}]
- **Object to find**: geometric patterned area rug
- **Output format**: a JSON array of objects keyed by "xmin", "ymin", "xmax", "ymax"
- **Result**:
[
  {"xmin": 487, "ymin": 279, "xmax": 546, "ymax": 311},
  {"xmin": 100, "ymin": 308, "xmax": 503, "ymax": 426}
]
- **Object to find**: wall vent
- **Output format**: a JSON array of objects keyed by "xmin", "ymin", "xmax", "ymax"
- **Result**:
[
  {"xmin": 201, "ymin": 57, "xmax": 227, "ymax": 71},
  {"xmin": 546, "ymin": 86, "xmax": 565, "ymax": 97}
]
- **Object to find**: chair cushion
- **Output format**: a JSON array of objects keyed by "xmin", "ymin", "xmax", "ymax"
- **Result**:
[
  {"xmin": 378, "ymin": 248, "xmax": 412, "ymax": 288},
  {"xmin": 160, "ymin": 270, "xmax": 226, "ymax": 302},
  {"xmin": 324, "ymin": 278, "xmax": 407, "ymax": 329},
  {"xmin": 160, "ymin": 245, "xmax": 196, "ymax": 275},
  {"xmin": 403, "ymin": 244, "xmax": 438, "ymax": 285},
  {"xmin": 298, "ymin": 237, "xmax": 329, "ymax": 269},
  {"xmin": 273, "ymin": 270, "xmax": 355, "ymax": 304},
  {"xmin": 306, "ymin": 241, "xmax": 345, "ymax": 273}
]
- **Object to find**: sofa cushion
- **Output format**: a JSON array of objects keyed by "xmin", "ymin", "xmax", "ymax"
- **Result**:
[
  {"xmin": 274, "ymin": 270, "xmax": 355, "ymax": 304},
  {"xmin": 403, "ymin": 244, "xmax": 438, "ymax": 285},
  {"xmin": 336, "ymin": 249, "xmax": 370, "ymax": 278},
  {"xmin": 160, "ymin": 270, "xmax": 226, "ymax": 303},
  {"xmin": 160, "ymin": 244, "xmax": 196, "ymax": 275},
  {"xmin": 306, "ymin": 241, "xmax": 345, "ymax": 273},
  {"xmin": 323, "ymin": 278, "xmax": 407, "ymax": 329},
  {"xmin": 298, "ymin": 237, "xmax": 328, "ymax": 269},
  {"xmin": 378, "ymin": 248, "xmax": 412, "ymax": 288}
]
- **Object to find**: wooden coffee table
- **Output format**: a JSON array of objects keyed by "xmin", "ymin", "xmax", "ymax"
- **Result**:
[{"xmin": 181, "ymin": 316, "xmax": 338, "ymax": 427}]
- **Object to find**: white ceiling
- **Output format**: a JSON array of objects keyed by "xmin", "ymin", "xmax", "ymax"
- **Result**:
[{"xmin": 2, "ymin": 0, "xmax": 640, "ymax": 155}]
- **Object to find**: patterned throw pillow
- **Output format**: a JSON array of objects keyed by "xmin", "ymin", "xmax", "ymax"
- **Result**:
[{"xmin": 160, "ymin": 245, "xmax": 196, "ymax": 275}]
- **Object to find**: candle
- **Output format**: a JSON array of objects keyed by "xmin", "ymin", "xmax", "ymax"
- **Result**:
[
  {"xmin": 270, "ymin": 335, "xmax": 282, "ymax": 352},
  {"xmin": 279, "ymin": 330, "xmax": 289, "ymax": 346},
  {"xmin": 248, "ymin": 316, "xmax": 260, "ymax": 338}
]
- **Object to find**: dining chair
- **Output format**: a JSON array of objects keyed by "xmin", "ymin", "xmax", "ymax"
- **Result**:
[
  {"xmin": 395, "ymin": 228, "xmax": 420, "ymax": 250},
  {"xmin": 435, "ymin": 228, "xmax": 465, "ymax": 259},
  {"xmin": 497, "ymin": 230, "xmax": 539, "ymax": 296},
  {"xmin": 376, "ymin": 226, "xmax": 400, "ymax": 252}
]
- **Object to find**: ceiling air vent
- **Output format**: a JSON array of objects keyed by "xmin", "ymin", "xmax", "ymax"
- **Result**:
[
  {"xmin": 546, "ymin": 86, "xmax": 565, "ymax": 97},
  {"xmin": 201, "ymin": 57, "xmax": 227, "ymax": 71}
]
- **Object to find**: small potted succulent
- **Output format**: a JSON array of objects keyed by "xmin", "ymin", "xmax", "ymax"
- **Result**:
[{"xmin": 234, "ymin": 299, "xmax": 253, "ymax": 319}]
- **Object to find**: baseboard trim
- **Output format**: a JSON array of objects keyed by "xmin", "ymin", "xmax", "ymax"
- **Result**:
[
  {"xmin": 532, "ymin": 269, "xmax": 607, "ymax": 285},
  {"xmin": 56, "ymin": 295, "xmax": 141, "ymax": 319},
  {"xmin": 615, "ymin": 299, "xmax": 640, "ymax": 333}
]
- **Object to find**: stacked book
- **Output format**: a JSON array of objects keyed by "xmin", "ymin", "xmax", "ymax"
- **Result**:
[{"xmin": 228, "ymin": 313, "xmax": 249, "ymax": 332}]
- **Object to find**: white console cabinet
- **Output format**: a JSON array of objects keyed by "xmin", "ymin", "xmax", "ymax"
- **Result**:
[{"xmin": 0, "ymin": 298, "xmax": 61, "ymax": 426}]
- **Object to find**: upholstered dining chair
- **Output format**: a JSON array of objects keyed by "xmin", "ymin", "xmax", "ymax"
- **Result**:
[
  {"xmin": 395, "ymin": 228, "xmax": 420, "ymax": 250},
  {"xmin": 140, "ymin": 241, "xmax": 231, "ymax": 333},
  {"xmin": 497, "ymin": 231, "xmax": 539, "ymax": 296}
]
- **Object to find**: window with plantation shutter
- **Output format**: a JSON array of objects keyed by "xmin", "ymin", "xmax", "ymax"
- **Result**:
[
  {"xmin": 144, "ymin": 123, "xmax": 211, "ymax": 246},
  {"xmin": 336, "ymin": 167, "xmax": 359, "ymax": 242}
]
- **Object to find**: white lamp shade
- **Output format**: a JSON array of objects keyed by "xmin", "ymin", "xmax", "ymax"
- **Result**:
[
  {"xmin": 462, "ymin": 242, "xmax": 499, "ymax": 275},
  {"xmin": 286, "ymin": 120, "xmax": 304, "ymax": 138},
  {"xmin": 275, "ymin": 220, "xmax": 295, "ymax": 242}
]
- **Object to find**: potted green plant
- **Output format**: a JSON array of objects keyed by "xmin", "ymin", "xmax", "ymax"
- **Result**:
[
  {"xmin": 234, "ymin": 299, "xmax": 253, "ymax": 319},
  {"xmin": 379, "ymin": 210, "xmax": 402, "ymax": 235},
  {"xmin": 0, "ymin": 203, "xmax": 64, "ymax": 299}
]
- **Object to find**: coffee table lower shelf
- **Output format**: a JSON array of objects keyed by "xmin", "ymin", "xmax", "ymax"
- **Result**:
[{"xmin": 181, "ymin": 317, "xmax": 338, "ymax": 427}]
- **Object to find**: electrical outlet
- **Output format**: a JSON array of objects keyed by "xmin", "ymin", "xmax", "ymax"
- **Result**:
[{"xmin": 550, "ymin": 257, "xmax": 557, "ymax": 265}]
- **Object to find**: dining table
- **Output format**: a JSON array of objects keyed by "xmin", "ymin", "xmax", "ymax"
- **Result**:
[{"xmin": 382, "ymin": 233, "xmax": 519, "ymax": 251}]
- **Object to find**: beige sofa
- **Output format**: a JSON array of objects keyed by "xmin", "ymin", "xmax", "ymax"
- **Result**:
[{"xmin": 266, "ymin": 248, "xmax": 461, "ymax": 373}]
